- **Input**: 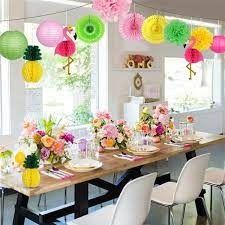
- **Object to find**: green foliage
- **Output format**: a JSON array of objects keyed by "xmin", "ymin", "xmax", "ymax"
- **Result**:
[
  {"xmin": 23, "ymin": 153, "xmax": 39, "ymax": 169},
  {"xmin": 40, "ymin": 115, "xmax": 56, "ymax": 136},
  {"xmin": 72, "ymin": 101, "xmax": 93, "ymax": 126},
  {"xmin": 23, "ymin": 45, "xmax": 42, "ymax": 61},
  {"xmin": 0, "ymin": 150, "xmax": 13, "ymax": 159}
]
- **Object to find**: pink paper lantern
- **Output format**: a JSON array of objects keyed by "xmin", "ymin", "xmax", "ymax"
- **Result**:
[
  {"xmin": 36, "ymin": 21, "xmax": 64, "ymax": 47},
  {"xmin": 210, "ymin": 35, "xmax": 225, "ymax": 53}
]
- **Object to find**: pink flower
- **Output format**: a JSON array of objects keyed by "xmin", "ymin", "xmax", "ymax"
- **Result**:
[
  {"xmin": 156, "ymin": 124, "xmax": 165, "ymax": 136},
  {"xmin": 155, "ymin": 104, "xmax": 169, "ymax": 116},
  {"xmin": 60, "ymin": 132, "xmax": 74, "ymax": 144},
  {"xmin": 158, "ymin": 114, "xmax": 169, "ymax": 125},
  {"xmin": 141, "ymin": 124, "xmax": 150, "ymax": 135},
  {"xmin": 152, "ymin": 114, "xmax": 158, "ymax": 119},
  {"xmin": 102, "ymin": 123, "xmax": 118, "ymax": 139},
  {"xmin": 116, "ymin": 119, "xmax": 126, "ymax": 125},
  {"xmin": 40, "ymin": 147, "xmax": 50, "ymax": 161},
  {"xmin": 96, "ymin": 111, "xmax": 112, "ymax": 120},
  {"xmin": 51, "ymin": 140, "xmax": 64, "ymax": 156},
  {"xmin": 150, "ymin": 125, "xmax": 157, "ymax": 136},
  {"xmin": 23, "ymin": 120, "xmax": 37, "ymax": 136}
]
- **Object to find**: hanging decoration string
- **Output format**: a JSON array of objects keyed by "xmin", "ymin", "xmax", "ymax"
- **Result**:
[
  {"xmin": 0, "ymin": 2, "xmax": 91, "ymax": 22},
  {"xmin": 0, "ymin": 1, "xmax": 223, "ymax": 23}
]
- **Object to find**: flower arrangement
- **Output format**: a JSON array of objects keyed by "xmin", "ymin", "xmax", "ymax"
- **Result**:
[
  {"xmin": 91, "ymin": 111, "xmax": 133, "ymax": 150},
  {"xmin": 18, "ymin": 116, "xmax": 74, "ymax": 165},
  {"xmin": 136, "ymin": 104, "xmax": 170, "ymax": 142}
]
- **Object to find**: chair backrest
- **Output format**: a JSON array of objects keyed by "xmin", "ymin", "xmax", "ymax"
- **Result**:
[
  {"xmin": 111, "ymin": 172, "xmax": 157, "ymax": 225},
  {"xmin": 174, "ymin": 153, "xmax": 210, "ymax": 204},
  {"xmin": 0, "ymin": 135, "xmax": 16, "ymax": 149}
]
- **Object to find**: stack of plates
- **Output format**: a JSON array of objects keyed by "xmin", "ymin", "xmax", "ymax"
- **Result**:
[
  {"xmin": 64, "ymin": 159, "xmax": 102, "ymax": 172},
  {"xmin": 128, "ymin": 145, "xmax": 160, "ymax": 156}
]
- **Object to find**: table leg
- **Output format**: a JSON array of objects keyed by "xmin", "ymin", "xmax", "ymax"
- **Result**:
[
  {"xmin": 185, "ymin": 150, "xmax": 207, "ymax": 216},
  {"xmin": 74, "ymin": 182, "xmax": 88, "ymax": 219},
  {"xmin": 13, "ymin": 193, "xmax": 29, "ymax": 225}
]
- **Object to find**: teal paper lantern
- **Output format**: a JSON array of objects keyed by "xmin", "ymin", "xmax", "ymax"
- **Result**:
[{"xmin": 0, "ymin": 31, "xmax": 28, "ymax": 60}]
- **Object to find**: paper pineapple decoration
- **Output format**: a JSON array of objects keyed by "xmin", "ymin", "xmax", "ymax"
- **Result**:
[
  {"xmin": 22, "ymin": 45, "xmax": 43, "ymax": 83},
  {"xmin": 22, "ymin": 153, "xmax": 40, "ymax": 188}
]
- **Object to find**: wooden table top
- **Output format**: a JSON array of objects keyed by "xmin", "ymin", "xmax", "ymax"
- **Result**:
[{"xmin": 1, "ymin": 132, "xmax": 225, "ymax": 197}]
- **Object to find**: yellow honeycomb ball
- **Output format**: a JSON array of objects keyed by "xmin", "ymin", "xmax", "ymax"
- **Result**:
[{"xmin": 22, "ymin": 61, "xmax": 43, "ymax": 83}]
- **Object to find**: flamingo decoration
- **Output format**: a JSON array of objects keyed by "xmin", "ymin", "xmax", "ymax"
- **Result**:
[
  {"xmin": 55, "ymin": 26, "xmax": 76, "ymax": 75},
  {"xmin": 184, "ymin": 37, "xmax": 203, "ymax": 80}
]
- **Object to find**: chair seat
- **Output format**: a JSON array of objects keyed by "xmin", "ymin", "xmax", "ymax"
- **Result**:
[
  {"xmin": 151, "ymin": 182, "xmax": 176, "ymax": 206},
  {"xmin": 67, "ymin": 205, "xmax": 115, "ymax": 225},
  {"xmin": 204, "ymin": 167, "xmax": 225, "ymax": 186}
]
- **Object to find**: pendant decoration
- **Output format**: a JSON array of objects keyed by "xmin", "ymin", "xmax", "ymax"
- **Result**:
[{"xmin": 55, "ymin": 26, "xmax": 76, "ymax": 75}]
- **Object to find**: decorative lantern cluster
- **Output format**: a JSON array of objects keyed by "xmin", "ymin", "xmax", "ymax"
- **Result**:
[{"xmin": 2, "ymin": 0, "xmax": 225, "ymax": 83}]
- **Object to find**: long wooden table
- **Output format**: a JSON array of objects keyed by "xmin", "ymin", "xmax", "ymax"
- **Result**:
[{"xmin": 1, "ymin": 132, "xmax": 225, "ymax": 225}]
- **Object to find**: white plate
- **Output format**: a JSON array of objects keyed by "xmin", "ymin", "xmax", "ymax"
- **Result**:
[
  {"xmin": 65, "ymin": 159, "xmax": 102, "ymax": 172},
  {"xmin": 128, "ymin": 145, "xmax": 160, "ymax": 156}
]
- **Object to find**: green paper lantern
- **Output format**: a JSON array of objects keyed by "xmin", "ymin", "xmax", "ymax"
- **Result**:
[
  {"xmin": 75, "ymin": 15, "xmax": 105, "ymax": 43},
  {"xmin": 164, "ymin": 20, "xmax": 190, "ymax": 46},
  {"xmin": 0, "ymin": 31, "xmax": 28, "ymax": 60}
]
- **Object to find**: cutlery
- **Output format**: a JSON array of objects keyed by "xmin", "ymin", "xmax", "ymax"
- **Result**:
[
  {"xmin": 41, "ymin": 170, "xmax": 61, "ymax": 180},
  {"xmin": 52, "ymin": 167, "xmax": 74, "ymax": 176},
  {"xmin": 47, "ymin": 169, "xmax": 67, "ymax": 179},
  {"xmin": 49, "ymin": 169, "xmax": 70, "ymax": 178}
]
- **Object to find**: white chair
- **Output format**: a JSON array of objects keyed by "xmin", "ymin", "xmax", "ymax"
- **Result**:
[
  {"xmin": 67, "ymin": 172, "xmax": 157, "ymax": 225},
  {"xmin": 0, "ymin": 135, "xmax": 16, "ymax": 225},
  {"xmin": 204, "ymin": 167, "xmax": 225, "ymax": 214},
  {"xmin": 151, "ymin": 153, "xmax": 211, "ymax": 225}
]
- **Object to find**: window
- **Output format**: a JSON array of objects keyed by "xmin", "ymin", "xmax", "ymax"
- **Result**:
[
  {"xmin": 165, "ymin": 17, "xmax": 219, "ymax": 113},
  {"xmin": 24, "ymin": 23, "xmax": 101, "ymax": 126},
  {"xmin": 165, "ymin": 57, "xmax": 214, "ymax": 112},
  {"xmin": 0, "ymin": 0, "xmax": 10, "ymax": 135}
]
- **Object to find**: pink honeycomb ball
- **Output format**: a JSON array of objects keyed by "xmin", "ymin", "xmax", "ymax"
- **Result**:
[
  {"xmin": 36, "ymin": 20, "xmax": 64, "ymax": 47},
  {"xmin": 210, "ymin": 35, "xmax": 225, "ymax": 54}
]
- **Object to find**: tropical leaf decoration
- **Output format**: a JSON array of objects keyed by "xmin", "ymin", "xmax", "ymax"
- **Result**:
[
  {"xmin": 23, "ymin": 45, "xmax": 42, "ymax": 61},
  {"xmin": 23, "ymin": 153, "xmax": 40, "ymax": 169}
]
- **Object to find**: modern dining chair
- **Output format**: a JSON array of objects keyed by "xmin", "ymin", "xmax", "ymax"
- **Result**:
[
  {"xmin": 67, "ymin": 172, "xmax": 157, "ymax": 225},
  {"xmin": 0, "ymin": 135, "xmax": 16, "ymax": 225},
  {"xmin": 204, "ymin": 167, "xmax": 225, "ymax": 214},
  {"xmin": 151, "ymin": 153, "xmax": 211, "ymax": 225}
]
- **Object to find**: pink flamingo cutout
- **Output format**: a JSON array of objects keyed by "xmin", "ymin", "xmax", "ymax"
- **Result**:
[
  {"xmin": 184, "ymin": 36, "xmax": 203, "ymax": 80},
  {"xmin": 55, "ymin": 26, "xmax": 76, "ymax": 75}
]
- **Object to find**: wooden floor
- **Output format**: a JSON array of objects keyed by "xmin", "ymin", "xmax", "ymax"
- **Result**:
[{"xmin": 2, "ymin": 185, "xmax": 225, "ymax": 225}]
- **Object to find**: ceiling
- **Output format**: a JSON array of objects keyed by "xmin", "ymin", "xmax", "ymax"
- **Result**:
[
  {"xmin": 31, "ymin": 0, "xmax": 225, "ymax": 22},
  {"xmin": 134, "ymin": 0, "xmax": 225, "ymax": 22}
]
